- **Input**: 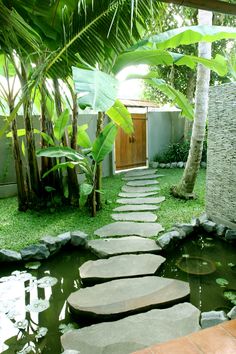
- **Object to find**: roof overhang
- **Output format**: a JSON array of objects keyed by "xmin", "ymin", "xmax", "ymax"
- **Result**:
[{"xmin": 160, "ymin": 0, "xmax": 236, "ymax": 15}]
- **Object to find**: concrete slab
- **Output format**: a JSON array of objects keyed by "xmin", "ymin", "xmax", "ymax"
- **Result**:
[
  {"xmin": 86, "ymin": 237, "xmax": 162, "ymax": 258},
  {"xmin": 127, "ymin": 180, "xmax": 159, "ymax": 187},
  {"xmin": 118, "ymin": 192, "xmax": 158, "ymax": 198},
  {"xmin": 61, "ymin": 303, "xmax": 200, "ymax": 354},
  {"xmin": 125, "ymin": 169, "xmax": 157, "ymax": 177},
  {"xmin": 94, "ymin": 222, "xmax": 164, "ymax": 238},
  {"xmin": 79, "ymin": 254, "xmax": 166, "ymax": 283},
  {"xmin": 123, "ymin": 174, "xmax": 163, "ymax": 181},
  {"xmin": 67, "ymin": 276, "xmax": 190, "ymax": 319},
  {"xmin": 122, "ymin": 185, "xmax": 160, "ymax": 193},
  {"xmin": 113, "ymin": 205, "xmax": 160, "ymax": 212},
  {"xmin": 111, "ymin": 212, "xmax": 157, "ymax": 222},
  {"xmin": 116, "ymin": 197, "xmax": 165, "ymax": 205}
]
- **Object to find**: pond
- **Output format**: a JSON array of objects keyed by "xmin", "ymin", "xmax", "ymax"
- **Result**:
[{"xmin": 0, "ymin": 235, "xmax": 235, "ymax": 353}]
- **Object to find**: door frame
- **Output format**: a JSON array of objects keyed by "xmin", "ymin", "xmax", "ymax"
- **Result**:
[{"xmin": 114, "ymin": 109, "xmax": 149, "ymax": 173}]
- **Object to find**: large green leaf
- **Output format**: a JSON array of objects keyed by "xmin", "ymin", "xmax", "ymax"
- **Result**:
[
  {"xmin": 72, "ymin": 67, "xmax": 119, "ymax": 111},
  {"xmin": 92, "ymin": 122, "xmax": 118, "ymax": 163},
  {"xmin": 0, "ymin": 54, "xmax": 16, "ymax": 77},
  {"xmin": 113, "ymin": 50, "xmax": 228, "ymax": 76},
  {"xmin": 36, "ymin": 146, "xmax": 85, "ymax": 162},
  {"xmin": 146, "ymin": 25, "xmax": 236, "ymax": 50},
  {"xmin": 146, "ymin": 78, "xmax": 194, "ymax": 120},
  {"xmin": 42, "ymin": 161, "xmax": 79, "ymax": 178},
  {"xmin": 77, "ymin": 125, "xmax": 92, "ymax": 148},
  {"xmin": 54, "ymin": 109, "xmax": 70, "ymax": 141},
  {"xmin": 106, "ymin": 99, "xmax": 133, "ymax": 134}
]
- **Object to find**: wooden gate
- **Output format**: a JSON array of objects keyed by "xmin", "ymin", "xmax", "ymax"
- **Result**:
[{"xmin": 115, "ymin": 113, "xmax": 147, "ymax": 171}]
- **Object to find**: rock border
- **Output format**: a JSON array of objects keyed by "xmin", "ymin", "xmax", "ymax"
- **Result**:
[{"xmin": 150, "ymin": 161, "xmax": 207, "ymax": 169}]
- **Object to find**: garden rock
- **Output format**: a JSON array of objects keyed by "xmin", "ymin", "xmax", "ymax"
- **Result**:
[
  {"xmin": 215, "ymin": 224, "xmax": 227, "ymax": 237},
  {"xmin": 157, "ymin": 230, "xmax": 185, "ymax": 249},
  {"xmin": 56, "ymin": 232, "xmax": 71, "ymax": 246},
  {"xmin": 201, "ymin": 310, "xmax": 228, "ymax": 329},
  {"xmin": 86, "ymin": 237, "xmax": 162, "ymax": 258},
  {"xmin": 174, "ymin": 223, "xmax": 194, "ymax": 236},
  {"xmin": 79, "ymin": 254, "xmax": 166, "ymax": 283},
  {"xmin": 225, "ymin": 229, "xmax": 236, "ymax": 241},
  {"xmin": 177, "ymin": 162, "xmax": 184, "ymax": 168},
  {"xmin": 113, "ymin": 204, "xmax": 160, "ymax": 212},
  {"xmin": 151, "ymin": 161, "xmax": 158, "ymax": 168},
  {"xmin": 166, "ymin": 163, "xmax": 171, "ymax": 168},
  {"xmin": 94, "ymin": 222, "xmax": 164, "ymax": 238},
  {"xmin": 67, "ymin": 276, "xmax": 190, "ymax": 319},
  {"xmin": 20, "ymin": 244, "xmax": 50, "ymax": 260},
  {"xmin": 197, "ymin": 213, "xmax": 208, "ymax": 224},
  {"xmin": 71, "ymin": 230, "xmax": 88, "ymax": 247},
  {"xmin": 159, "ymin": 163, "xmax": 165, "ymax": 168},
  {"xmin": 126, "ymin": 180, "xmax": 159, "ymax": 187},
  {"xmin": 61, "ymin": 303, "xmax": 200, "ymax": 354},
  {"xmin": 111, "ymin": 212, "xmax": 157, "ymax": 223},
  {"xmin": 122, "ymin": 185, "xmax": 160, "ymax": 193},
  {"xmin": 117, "ymin": 197, "xmax": 165, "ymax": 205},
  {"xmin": 227, "ymin": 306, "xmax": 236, "ymax": 319},
  {"xmin": 201, "ymin": 220, "xmax": 216, "ymax": 233},
  {"xmin": 0, "ymin": 249, "xmax": 22, "ymax": 262},
  {"xmin": 40, "ymin": 235, "xmax": 62, "ymax": 254},
  {"xmin": 171, "ymin": 162, "xmax": 178, "ymax": 168}
]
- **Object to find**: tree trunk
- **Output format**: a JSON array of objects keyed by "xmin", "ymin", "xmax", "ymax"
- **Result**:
[
  {"xmin": 10, "ymin": 108, "xmax": 28, "ymax": 211},
  {"xmin": 21, "ymin": 64, "xmax": 41, "ymax": 205},
  {"xmin": 172, "ymin": 9, "xmax": 212, "ymax": 199},
  {"xmin": 184, "ymin": 72, "xmax": 196, "ymax": 141},
  {"xmin": 95, "ymin": 111, "xmax": 104, "ymax": 211},
  {"xmin": 53, "ymin": 78, "xmax": 80, "ymax": 206}
]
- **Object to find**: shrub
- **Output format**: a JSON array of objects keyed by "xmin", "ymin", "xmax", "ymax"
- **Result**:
[{"xmin": 154, "ymin": 140, "xmax": 207, "ymax": 163}]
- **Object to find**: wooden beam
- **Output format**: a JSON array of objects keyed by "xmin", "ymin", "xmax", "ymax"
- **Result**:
[{"xmin": 160, "ymin": 0, "xmax": 236, "ymax": 15}]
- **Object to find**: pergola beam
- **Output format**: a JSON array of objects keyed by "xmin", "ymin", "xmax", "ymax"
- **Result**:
[{"xmin": 160, "ymin": 0, "xmax": 236, "ymax": 15}]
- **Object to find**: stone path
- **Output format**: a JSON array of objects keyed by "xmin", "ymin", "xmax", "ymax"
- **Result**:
[{"xmin": 63, "ymin": 168, "xmax": 202, "ymax": 353}]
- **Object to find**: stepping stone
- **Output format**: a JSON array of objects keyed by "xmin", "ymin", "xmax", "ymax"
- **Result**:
[
  {"xmin": 86, "ymin": 237, "xmax": 162, "ymax": 258},
  {"xmin": 118, "ymin": 192, "xmax": 158, "ymax": 198},
  {"xmin": 113, "ymin": 204, "xmax": 160, "ymax": 212},
  {"xmin": 122, "ymin": 185, "xmax": 160, "ymax": 193},
  {"xmin": 61, "ymin": 303, "xmax": 200, "ymax": 354},
  {"xmin": 123, "ymin": 174, "xmax": 162, "ymax": 181},
  {"xmin": 79, "ymin": 254, "xmax": 166, "ymax": 283},
  {"xmin": 127, "ymin": 180, "xmax": 159, "ymax": 186},
  {"xmin": 116, "ymin": 197, "xmax": 165, "ymax": 205},
  {"xmin": 67, "ymin": 276, "xmax": 190, "ymax": 319},
  {"xmin": 111, "ymin": 212, "xmax": 157, "ymax": 222},
  {"xmin": 125, "ymin": 169, "xmax": 157, "ymax": 177},
  {"xmin": 94, "ymin": 222, "xmax": 164, "ymax": 238}
]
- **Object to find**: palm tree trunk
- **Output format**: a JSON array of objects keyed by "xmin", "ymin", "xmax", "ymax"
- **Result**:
[
  {"xmin": 10, "ymin": 109, "xmax": 28, "ymax": 211},
  {"xmin": 95, "ymin": 111, "xmax": 104, "ymax": 211},
  {"xmin": 53, "ymin": 78, "xmax": 80, "ymax": 206},
  {"xmin": 184, "ymin": 72, "xmax": 196, "ymax": 140},
  {"xmin": 172, "ymin": 9, "xmax": 212, "ymax": 199},
  {"xmin": 21, "ymin": 64, "xmax": 41, "ymax": 204}
]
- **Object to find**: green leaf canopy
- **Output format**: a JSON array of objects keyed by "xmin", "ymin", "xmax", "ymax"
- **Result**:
[
  {"xmin": 106, "ymin": 99, "xmax": 134, "ymax": 134},
  {"xmin": 92, "ymin": 122, "xmax": 118, "ymax": 163}
]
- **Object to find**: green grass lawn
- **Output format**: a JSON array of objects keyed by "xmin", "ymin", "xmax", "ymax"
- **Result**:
[{"xmin": 0, "ymin": 168, "xmax": 206, "ymax": 251}]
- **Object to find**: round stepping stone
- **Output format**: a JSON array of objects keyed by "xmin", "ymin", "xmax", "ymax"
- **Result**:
[
  {"xmin": 67, "ymin": 276, "xmax": 190, "ymax": 319},
  {"xmin": 86, "ymin": 237, "xmax": 162, "ymax": 258},
  {"xmin": 113, "ymin": 204, "xmax": 160, "ymax": 212},
  {"xmin": 127, "ymin": 180, "xmax": 159, "ymax": 186},
  {"xmin": 122, "ymin": 185, "xmax": 160, "ymax": 193},
  {"xmin": 123, "ymin": 174, "xmax": 161, "ymax": 181},
  {"xmin": 111, "ymin": 212, "xmax": 157, "ymax": 222},
  {"xmin": 61, "ymin": 303, "xmax": 200, "ymax": 354},
  {"xmin": 118, "ymin": 192, "xmax": 158, "ymax": 198},
  {"xmin": 125, "ymin": 169, "xmax": 157, "ymax": 177},
  {"xmin": 94, "ymin": 222, "xmax": 164, "ymax": 238},
  {"xmin": 79, "ymin": 254, "xmax": 166, "ymax": 283},
  {"xmin": 116, "ymin": 197, "xmax": 165, "ymax": 205}
]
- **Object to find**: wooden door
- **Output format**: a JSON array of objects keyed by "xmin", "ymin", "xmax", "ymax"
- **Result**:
[{"xmin": 115, "ymin": 114, "xmax": 147, "ymax": 171}]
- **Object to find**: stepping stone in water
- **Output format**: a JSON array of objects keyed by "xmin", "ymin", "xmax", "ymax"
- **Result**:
[
  {"xmin": 118, "ymin": 192, "xmax": 158, "ymax": 198},
  {"xmin": 94, "ymin": 222, "xmax": 164, "ymax": 238},
  {"xmin": 79, "ymin": 254, "xmax": 166, "ymax": 283},
  {"xmin": 86, "ymin": 236, "xmax": 162, "ymax": 258},
  {"xmin": 61, "ymin": 303, "xmax": 200, "ymax": 354},
  {"xmin": 125, "ymin": 169, "xmax": 157, "ymax": 177},
  {"xmin": 111, "ymin": 212, "xmax": 157, "ymax": 222},
  {"xmin": 113, "ymin": 204, "xmax": 160, "ymax": 212},
  {"xmin": 116, "ymin": 197, "xmax": 165, "ymax": 205},
  {"xmin": 67, "ymin": 276, "xmax": 190, "ymax": 320},
  {"xmin": 127, "ymin": 180, "xmax": 159, "ymax": 186},
  {"xmin": 122, "ymin": 185, "xmax": 160, "ymax": 193},
  {"xmin": 123, "ymin": 174, "xmax": 163, "ymax": 181}
]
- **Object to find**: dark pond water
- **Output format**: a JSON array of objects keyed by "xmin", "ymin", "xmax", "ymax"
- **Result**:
[{"xmin": 0, "ymin": 236, "xmax": 235, "ymax": 353}]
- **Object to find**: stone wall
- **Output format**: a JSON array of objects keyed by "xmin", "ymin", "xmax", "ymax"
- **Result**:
[{"xmin": 207, "ymin": 83, "xmax": 236, "ymax": 229}]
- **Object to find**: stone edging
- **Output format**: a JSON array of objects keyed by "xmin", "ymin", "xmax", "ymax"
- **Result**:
[
  {"xmin": 156, "ymin": 213, "xmax": 236, "ymax": 250},
  {"xmin": 150, "ymin": 161, "xmax": 207, "ymax": 169}
]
